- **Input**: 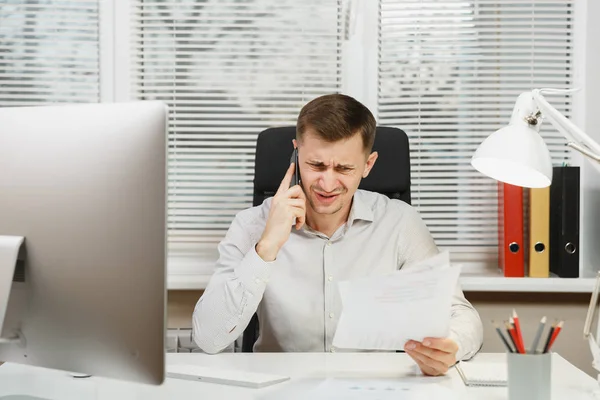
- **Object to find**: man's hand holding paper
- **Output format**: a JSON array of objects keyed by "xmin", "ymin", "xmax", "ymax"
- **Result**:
[
  {"xmin": 404, "ymin": 337, "xmax": 458, "ymax": 376},
  {"xmin": 332, "ymin": 251, "xmax": 461, "ymax": 375}
]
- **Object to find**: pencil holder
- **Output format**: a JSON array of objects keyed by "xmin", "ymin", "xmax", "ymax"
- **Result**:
[{"xmin": 507, "ymin": 352, "xmax": 551, "ymax": 400}]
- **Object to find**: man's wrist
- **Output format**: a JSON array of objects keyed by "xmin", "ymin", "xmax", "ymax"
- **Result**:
[{"xmin": 256, "ymin": 239, "xmax": 279, "ymax": 262}]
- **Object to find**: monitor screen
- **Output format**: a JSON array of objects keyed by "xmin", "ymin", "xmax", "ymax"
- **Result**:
[{"xmin": 0, "ymin": 101, "xmax": 167, "ymax": 385}]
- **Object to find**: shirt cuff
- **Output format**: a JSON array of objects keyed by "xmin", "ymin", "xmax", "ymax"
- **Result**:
[{"xmin": 235, "ymin": 244, "xmax": 274, "ymax": 294}]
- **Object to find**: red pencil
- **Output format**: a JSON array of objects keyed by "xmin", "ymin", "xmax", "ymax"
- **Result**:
[
  {"xmin": 512, "ymin": 309, "xmax": 525, "ymax": 354},
  {"xmin": 546, "ymin": 321, "xmax": 564, "ymax": 352},
  {"xmin": 508, "ymin": 318, "xmax": 525, "ymax": 354}
]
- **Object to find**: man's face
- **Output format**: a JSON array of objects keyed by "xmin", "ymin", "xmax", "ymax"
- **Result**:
[{"xmin": 296, "ymin": 129, "xmax": 377, "ymax": 216}]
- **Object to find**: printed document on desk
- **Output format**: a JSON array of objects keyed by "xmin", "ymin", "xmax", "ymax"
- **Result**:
[
  {"xmin": 332, "ymin": 251, "xmax": 461, "ymax": 350},
  {"xmin": 260, "ymin": 378, "xmax": 458, "ymax": 400},
  {"xmin": 307, "ymin": 378, "xmax": 457, "ymax": 400}
]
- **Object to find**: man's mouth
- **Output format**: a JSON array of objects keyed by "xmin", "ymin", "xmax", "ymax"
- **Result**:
[{"xmin": 315, "ymin": 192, "xmax": 341, "ymax": 204}]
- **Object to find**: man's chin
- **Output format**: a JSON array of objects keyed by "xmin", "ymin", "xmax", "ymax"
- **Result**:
[
  {"xmin": 310, "ymin": 200, "xmax": 343, "ymax": 215},
  {"xmin": 315, "ymin": 207, "xmax": 339, "ymax": 215}
]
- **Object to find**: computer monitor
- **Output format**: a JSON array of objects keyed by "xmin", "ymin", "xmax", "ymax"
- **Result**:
[{"xmin": 0, "ymin": 101, "xmax": 167, "ymax": 386}]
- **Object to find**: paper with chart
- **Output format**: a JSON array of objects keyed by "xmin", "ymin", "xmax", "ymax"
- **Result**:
[
  {"xmin": 332, "ymin": 251, "xmax": 461, "ymax": 350},
  {"xmin": 307, "ymin": 378, "xmax": 457, "ymax": 400}
]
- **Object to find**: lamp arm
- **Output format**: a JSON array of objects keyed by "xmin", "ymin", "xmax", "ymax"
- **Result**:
[
  {"xmin": 567, "ymin": 142, "xmax": 600, "ymax": 162},
  {"xmin": 533, "ymin": 89, "xmax": 600, "ymax": 159},
  {"xmin": 585, "ymin": 271, "xmax": 600, "ymax": 339}
]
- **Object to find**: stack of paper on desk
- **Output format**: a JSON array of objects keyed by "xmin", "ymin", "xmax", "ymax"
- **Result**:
[{"xmin": 332, "ymin": 251, "xmax": 460, "ymax": 351}]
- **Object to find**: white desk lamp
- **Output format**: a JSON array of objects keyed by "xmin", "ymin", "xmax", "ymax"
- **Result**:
[
  {"xmin": 472, "ymin": 88, "xmax": 600, "ymax": 188},
  {"xmin": 471, "ymin": 87, "xmax": 600, "ymax": 383}
]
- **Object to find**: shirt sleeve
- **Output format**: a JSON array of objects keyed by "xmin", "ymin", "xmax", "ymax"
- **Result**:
[
  {"xmin": 192, "ymin": 205, "xmax": 274, "ymax": 354},
  {"xmin": 396, "ymin": 203, "xmax": 483, "ymax": 361}
]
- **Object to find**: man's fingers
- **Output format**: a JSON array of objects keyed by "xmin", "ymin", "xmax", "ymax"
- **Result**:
[
  {"xmin": 285, "ymin": 184, "xmax": 304, "ymax": 199},
  {"xmin": 407, "ymin": 342, "xmax": 455, "ymax": 366},
  {"xmin": 295, "ymin": 212, "xmax": 306, "ymax": 230},
  {"xmin": 290, "ymin": 205, "xmax": 306, "ymax": 229},
  {"xmin": 422, "ymin": 337, "xmax": 458, "ymax": 353},
  {"xmin": 405, "ymin": 340, "xmax": 455, "ymax": 372},
  {"xmin": 290, "ymin": 205, "xmax": 306, "ymax": 217},
  {"xmin": 276, "ymin": 163, "xmax": 296, "ymax": 194},
  {"xmin": 406, "ymin": 351, "xmax": 442, "ymax": 376},
  {"xmin": 417, "ymin": 362, "xmax": 439, "ymax": 377},
  {"xmin": 297, "ymin": 185, "xmax": 307, "ymax": 200},
  {"xmin": 406, "ymin": 350, "xmax": 448, "ymax": 376},
  {"xmin": 288, "ymin": 198, "xmax": 306, "ymax": 209}
]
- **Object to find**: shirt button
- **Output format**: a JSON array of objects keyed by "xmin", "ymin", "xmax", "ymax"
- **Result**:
[
  {"xmin": 326, "ymin": 242, "xmax": 332, "ymax": 247},
  {"xmin": 255, "ymin": 278, "xmax": 260, "ymax": 284},
  {"xmin": 330, "ymin": 347, "xmax": 336, "ymax": 353},
  {"xmin": 328, "ymin": 276, "xmax": 333, "ymax": 282},
  {"xmin": 329, "ymin": 312, "xmax": 335, "ymax": 319}
]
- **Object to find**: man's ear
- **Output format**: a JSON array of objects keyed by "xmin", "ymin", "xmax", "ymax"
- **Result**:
[
  {"xmin": 363, "ymin": 151, "xmax": 378, "ymax": 178},
  {"xmin": 292, "ymin": 139, "xmax": 298, "ymax": 149}
]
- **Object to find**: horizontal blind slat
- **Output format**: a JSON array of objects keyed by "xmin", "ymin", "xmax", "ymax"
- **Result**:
[
  {"xmin": 134, "ymin": 1, "xmax": 342, "ymax": 255},
  {"xmin": 378, "ymin": 0, "xmax": 574, "ymax": 255}
]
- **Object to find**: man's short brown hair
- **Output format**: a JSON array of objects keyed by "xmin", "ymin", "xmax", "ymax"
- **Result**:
[{"xmin": 296, "ymin": 94, "xmax": 376, "ymax": 153}]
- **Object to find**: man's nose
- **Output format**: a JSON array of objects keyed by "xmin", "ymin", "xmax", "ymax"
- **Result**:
[{"xmin": 319, "ymin": 169, "xmax": 338, "ymax": 192}]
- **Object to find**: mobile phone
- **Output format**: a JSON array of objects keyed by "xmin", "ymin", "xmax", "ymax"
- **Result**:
[{"xmin": 289, "ymin": 148, "xmax": 300, "ymax": 187}]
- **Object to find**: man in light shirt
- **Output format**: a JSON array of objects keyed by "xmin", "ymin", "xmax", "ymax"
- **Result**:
[{"xmin": 193, "ymin": 93, "xmax": 483, "ymax": 376}]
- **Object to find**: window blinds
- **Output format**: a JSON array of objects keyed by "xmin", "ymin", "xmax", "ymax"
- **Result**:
[
  {"xmin": 0, "ymin": 0, "xmax": 100, "ymax": 106},
  {"xmin": 378, "ymin": 0, "xmax": 573, "ymax": 261},
  {"xmin": 130, "ymin": 0, "xmax": 342, "ymax": 270}
]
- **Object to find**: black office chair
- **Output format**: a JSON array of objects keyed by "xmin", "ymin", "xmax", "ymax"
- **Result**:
[{"xmin": 241, "ymin": 126, "xmax": 412, "ymax": 352}]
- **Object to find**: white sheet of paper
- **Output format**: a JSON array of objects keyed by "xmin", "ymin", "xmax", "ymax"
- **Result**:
[
  {"xmin": 332, "ymin": 251, "xmax": 461, "ymax": 350},
  {"xmin": 307, "ymin": 378, "xmax": 457, "ymax": 400}
]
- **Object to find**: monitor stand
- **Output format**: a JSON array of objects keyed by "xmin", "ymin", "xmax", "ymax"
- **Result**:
[
  {"xmin": 0, "ymin": 237, "xmax": 42, "ymax": 400},
  {"xmin": 0, "ymin": 370, "xmax": 96, "ymax": 400},
  {"xmin": 1, "ymin": 236, "xmax": 93, "ymax": 399},
  {"xmin": 0, "ymin": 236, "xmax": 25, "ymax": 344}
]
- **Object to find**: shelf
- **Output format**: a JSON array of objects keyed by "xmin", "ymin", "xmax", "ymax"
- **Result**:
[
  {"xmin": 168, "ymin": 274, "xmax": 211, "ymax": 291},
  {"xmin": 167, "ymin": 270, "xmax": 598, "ymax": 293},
  {"xmin": 460, "ymin": 275, "xmax": 596, "ymax": 293}
]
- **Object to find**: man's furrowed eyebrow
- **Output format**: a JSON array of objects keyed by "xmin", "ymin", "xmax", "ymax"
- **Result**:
[
  {"xmin": 306, "ymin": 160, "xmax": 355, "ymax": 169},
  {"xmin": 336, "ymin": 164, "xmax": 355, "ymax": 169}
]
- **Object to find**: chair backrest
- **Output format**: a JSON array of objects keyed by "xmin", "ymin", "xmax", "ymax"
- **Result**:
[
  {"xmin": 242, "ymin": 125, "xmax": 412, "ymax": 352},
  {"xmin": 253, "ymin": 126, "xmax": 411, "ymax": 206}
]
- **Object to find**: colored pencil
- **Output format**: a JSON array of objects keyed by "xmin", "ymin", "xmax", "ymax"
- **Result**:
[
  {"xmin": 493, "ymin": 320, "xmax": 514, "ymax": 353},
  {"xmin": 530, "ymin": 316, "xmax": 547, "ymax": 354},
  {"xmin": 542, "ymin": 321, "xmax": 557, "ymax": 353},
  {"xmin": 546, "ymin": 321, "xmax": 564, "ymax": 353},
  {"xmin": 512, "ymin": 309, "xmax": 525, "ymax": 354}
]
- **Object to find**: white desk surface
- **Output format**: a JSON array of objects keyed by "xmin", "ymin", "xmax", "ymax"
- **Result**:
[{"xmin": 0, "ymin": 352, "xmax": 597, "ymax": 399}]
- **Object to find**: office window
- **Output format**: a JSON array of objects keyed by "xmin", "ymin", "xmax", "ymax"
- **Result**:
[
  {"xmin": 0, "ymin": 0, "xmax": 100, "ymax": 106},
  {"xmin": 130, "ymin": 0, "xmax": 343, "ymax": 274},
  {"xmin": 378, "ymin": 0, "xmax": 573, "ymax": 264}
]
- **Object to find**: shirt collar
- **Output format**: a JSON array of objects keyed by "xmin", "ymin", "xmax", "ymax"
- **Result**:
[{"xmin": 347, "ymin": 190, "xmax": 374, "ymax": 226}]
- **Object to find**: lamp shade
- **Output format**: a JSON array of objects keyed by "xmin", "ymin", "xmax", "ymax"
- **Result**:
[{"xmin": 471, "ymin": 123, "xmax": 553, "ymax": 188}]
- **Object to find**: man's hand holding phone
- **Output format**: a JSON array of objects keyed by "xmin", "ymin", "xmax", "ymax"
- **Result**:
[{"xmin": 256, "ymin": 162, "xmax": 306, "ymax": 262}]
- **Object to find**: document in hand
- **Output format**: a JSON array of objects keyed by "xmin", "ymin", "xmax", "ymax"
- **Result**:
[{"xmin": 332, "ymin": 251, "xmax": 461, "ymax": 351}]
